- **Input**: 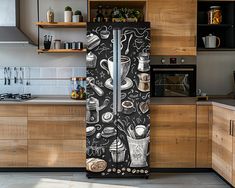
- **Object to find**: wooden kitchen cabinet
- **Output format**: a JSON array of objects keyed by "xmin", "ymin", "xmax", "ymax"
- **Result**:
[
  {"xmin": 0, "ymin": 105, "xmax": 28, "ymax": 167},
  {"xmin": 28, "ymin": 116, "xmax": 85, "ymax": 140},
  {"xmin": 146, "ymin": 0, "xmax": 197, "ymax": 55},
  {"xmin": 27, "ymin": 105, "xmax": 86, "ymax": 168},
  {"xmin": 28, "ymin": 105, "xmax": 85, "ymax": 117},
  {"xmin": 212, "ymin": 106, "xmax": 233, "ymax": 184},
  {"xmin": 28, "ymin": 140, "xmax": 86, "ymax": 167},
  {"xmin": 0, "ymin": 140, "xmax": 27, "ymax": 167},
  {"xmin": 150, "ymin": 105, "xmax": 196, "ymax": 168},
  {"xmin": 196, "ymin": 105, "xmax": 212, "ymax": 168}
]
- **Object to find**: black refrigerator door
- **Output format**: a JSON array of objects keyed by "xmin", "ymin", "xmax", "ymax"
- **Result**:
[{"xmin": 86, "ymin": 22, "xmax": 151, "ymax": 178}]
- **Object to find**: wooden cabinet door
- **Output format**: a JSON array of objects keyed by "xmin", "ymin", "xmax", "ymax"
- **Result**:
[
  {"xmin": 28, "ymin": 116, "xmax": 85, "ymax": 140},
  {"xmin": 0, "ymin": 140, "xmax": 27, "ymax": 167},
  {"xmin": 196, "ymin": 105, "xmax": 212, "ymax": 168},
  {"xmin": 28, "ymin": 140, "xmax": 86, "ymax": 167},
  {"xmin": 212, "ymin": 106, "xmax": 233, "ymax": 184},
  {"xmin": 146, "ymin": 0, "xmax": 197, "ymax": 55},
  {"xmin": 150, "ymin": 105, "xmax": 196, "ymax": 168},
  {"xmin": 0, "ymin": 117, "xmax": 27, "ymax": 139}
]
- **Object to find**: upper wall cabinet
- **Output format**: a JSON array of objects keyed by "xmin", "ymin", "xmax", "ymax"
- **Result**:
[{"xmin": 146, "ymin": 0, "xmax": 197, "ymax": 56}]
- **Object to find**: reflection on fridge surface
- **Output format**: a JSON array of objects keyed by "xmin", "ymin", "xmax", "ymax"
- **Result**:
[{"xmin": 86, "ymin": 22, "xmax": 151, "ymax": 178}]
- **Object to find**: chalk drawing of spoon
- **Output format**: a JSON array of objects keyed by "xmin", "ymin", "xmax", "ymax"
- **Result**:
[{"xmin": 125, "ymin": 34, "xmax": 133, "ymax": 55}]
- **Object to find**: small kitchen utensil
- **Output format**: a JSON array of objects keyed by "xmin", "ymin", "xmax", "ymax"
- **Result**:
[
  {"xmin": 138, "ymin": 73, "xmax": 150, "ymax": 92},
  {"xmin": 4, "ymin": 67, "xmax": 7, "ymax": 85},
  {"xmin": 125, "ymin": 34, "xmax": 133, "ymax": 55},
  {"xmin": 87, "ymin": 77, "xmax": 104, "ymax": 96},
  {"xmin": 202, "ymin": 34, "xmax": 220, "ymax": 48},
  {"xmin": 44, "ymin": 35, "xmax": 52, "ymax": 50},
  {"xmin": 137, "ymin": 52, "xmax": 150, "ymax": 72},
  {"xmin": 14, "ymin": 67, "xmax": 18, "ymax": 84},
  {"xmin": 7, "ymin": 67, "xmax": 11, "ymax": 85}
]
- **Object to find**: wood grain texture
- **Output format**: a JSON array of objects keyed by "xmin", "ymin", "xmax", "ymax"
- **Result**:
[
  {"xmin": 0, "ymin": 105, "xmax": 27, "ymax": 117},
  {"xmin": 0, "ymin": 140, "xmax": 27, "ymax": 167},
  {"xmin": 28, "ymin": 105, "xmax": 85, "ymax": 117},
  {"xmin": 212, "ymin": 106, "xmax": 233, "ymax": 184},
  {"xmin": 28, "ymin": 117, "xmax": 85, "ymax": 140},
  {"xmin": 146, "ymin": 0, "xmax": 197, "ymax": 55},
  {"xmin": 28, "ymin": 140, "xmax": 86, "ymax": 167},
  {"xmin": 150, "ymin": 105, "xmax": 196, "ymax": 168},
  {"xmin": 35, "ymin": 22, "xmax": 87, "ymax": 28},
  {"xmin": 0, "ymin": 117, "xmax": 27, "ymax": 139},
  {"xmin": 196, "ymin": 105, "xmax": 212, "ymax": 168}
]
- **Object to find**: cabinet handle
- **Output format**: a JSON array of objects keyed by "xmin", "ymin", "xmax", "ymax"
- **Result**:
[
  {"xmin": 230, "ymin": 120, "xmax": 232, "ymax": 136},
  {"xmin": 232, "ymin": 120, "xmax": 235, "ymax": 137}
]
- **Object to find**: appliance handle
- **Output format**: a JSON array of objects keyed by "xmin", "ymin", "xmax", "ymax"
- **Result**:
[
  {"xmin": 113, "ymin": 29, "xmax": 118, "ymax": 115},
  {"xmin": 117, "ymin": 29, "xmax": 122, "ymax": 113},
  {"xmin": 153, "ymin": 68, "xmax": 195, "ymax": 72}
]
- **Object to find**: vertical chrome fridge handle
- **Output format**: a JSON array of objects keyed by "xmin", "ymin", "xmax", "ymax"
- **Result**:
[
  {"xmin": 113, "ymin": 29, "xmax": 118, "ymax": 115},
  {"xmin": 117, "ymin": 29, "xmax": 122, "ymax": 113}
]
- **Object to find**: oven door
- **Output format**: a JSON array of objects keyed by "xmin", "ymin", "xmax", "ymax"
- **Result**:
[{"xmin": 151, "ymin": 65, "xmax": 196, "ymax": 97}]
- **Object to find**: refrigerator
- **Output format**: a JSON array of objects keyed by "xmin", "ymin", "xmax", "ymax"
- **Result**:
[{"xmin": 86, "ymin": 22, "xmax": 151, "ymax": 178}]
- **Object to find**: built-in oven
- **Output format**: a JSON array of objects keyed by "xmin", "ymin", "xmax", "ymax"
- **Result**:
[{"xmin": 150, "ymin": 64, "xmax": 196, "ymax": 97}]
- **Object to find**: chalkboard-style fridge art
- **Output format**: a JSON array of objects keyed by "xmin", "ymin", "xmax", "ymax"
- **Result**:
[{"xmin": 86, "ymin": 22, "xmax": 151, "ymax": 178}]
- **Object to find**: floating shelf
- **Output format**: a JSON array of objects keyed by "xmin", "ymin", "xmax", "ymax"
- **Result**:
[
  {"xmin": 198, "ymin": 24, "xmax": 234, "ymax": 28},
  {"xmin": 197, "ymin": 48, "xmax": 235, "ymax": 51},
  {"xmin": 37, "ymin": 49, "xmax": 87, "ymax": 53},
  {"xmin": 35, "ymin": 22, "xmax": 87, "ymax": 28}
]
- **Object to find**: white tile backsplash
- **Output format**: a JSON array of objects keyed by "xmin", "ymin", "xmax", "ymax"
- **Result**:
[{"xmin": 0, "ymin": 67, "xmax": 85, "ymax": 95}]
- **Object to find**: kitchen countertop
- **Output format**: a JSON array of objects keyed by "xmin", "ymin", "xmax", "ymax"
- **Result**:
[
  {"xmin": 0, "ymin": 96, "xmax": 86, "ymax": 105},
  {"xmin": 151, "ymin": 97, "xmax": 235, "ymax": 111}
]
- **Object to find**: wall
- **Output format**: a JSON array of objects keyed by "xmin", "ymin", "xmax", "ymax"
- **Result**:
[
  {"xmin": 197, "ymin": 52, "xmax": 235, "ymax": 96},
  {"xmin": 0, "ymin": 0, "xmax": 87, "ymax": 95}
]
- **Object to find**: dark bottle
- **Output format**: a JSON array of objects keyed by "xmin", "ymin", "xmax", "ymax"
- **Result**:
[{"xmin": 96, "ymin": 5, "xmax": 104, "ymax": 22}]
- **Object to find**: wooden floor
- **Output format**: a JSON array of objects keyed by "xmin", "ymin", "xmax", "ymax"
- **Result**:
[{"xmin": 0, "ymin": 172, "xmax": 230, "ymax": 188}]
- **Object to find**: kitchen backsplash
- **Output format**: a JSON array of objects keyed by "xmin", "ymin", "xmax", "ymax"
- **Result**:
[{"xmin": 0, "ymin": 67, "xmax": 86, "ymax": 95}]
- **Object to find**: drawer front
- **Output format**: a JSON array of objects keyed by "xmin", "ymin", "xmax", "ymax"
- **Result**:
[
  {"xmin": 28, "ymin": 117, "xmax": 85, "ymax": 140},
  {"xmin": 28, "ymin": 105, "xmax": 85, "ymax": 117},
  {"xmin": 0, "ymin": 117, "xmax": 27, "ymax": 139},
  {"xmin": 28, "ymin": 140, "xmax": 86, "ymax": 167},
  {"xmin": 0, "ymin": 140, "xmax": 27, "ymax": 167},
  {"xmin": 0, "ymin": 105, "xmax": 27, "ymax": 117}
]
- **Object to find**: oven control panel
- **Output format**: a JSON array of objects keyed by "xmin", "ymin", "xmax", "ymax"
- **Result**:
[{"xmin": 153, "ymin": 56, "xmax": 196, "ymax": 65}]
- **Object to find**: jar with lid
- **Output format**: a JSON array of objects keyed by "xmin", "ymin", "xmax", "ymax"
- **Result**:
[
  {"xmin": 47, "ymin": 7, "xmax": 54, "ymax": 23},
  {"xmin": 208, "ymin": 6, "xmax": 222, "ymax": 24},
  {"xmin": 86, "ymin": 97, "xmax": 99, "ymax": 124},
  {"xmin": 70, "ymin": 77, "xmax": 86, "ymax": 100}
]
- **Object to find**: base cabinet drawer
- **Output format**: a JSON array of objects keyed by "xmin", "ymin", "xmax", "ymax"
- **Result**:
[
  {"xmin": 0, "ymin": 140, "xmax": 27, "ymax": 167},
  {"xmin": 28, "ymin": 140, "xmax": 86, "ymax": 167},
  {"xmin": 28, "ymin": 117, "xmax": 85, "ymax": 140}
]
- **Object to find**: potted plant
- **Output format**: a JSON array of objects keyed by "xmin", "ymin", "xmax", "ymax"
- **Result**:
[
  {"xmin": 64, "ymin": 6, "xmax": 72, "ymax": 22},
  {"xmin": 73, "ymin": 10, "xmax": 83, "ymax": 22}
]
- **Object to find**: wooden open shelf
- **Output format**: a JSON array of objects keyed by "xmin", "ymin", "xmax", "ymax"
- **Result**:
[
  {"xmin": 35, "ymin": 22, "xmax": 87, "ymax": 28},
  {"xmin": 37, "ymin": 49, "xmax": 87, "ymax": 53}
]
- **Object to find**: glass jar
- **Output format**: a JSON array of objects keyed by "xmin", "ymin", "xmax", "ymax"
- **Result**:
[
  {"xmin": 208, "ymin": 6, "xmax": 222, "ymax": 25},
  {"xmin": 70, "ymin": 77, "xmax": 86, "ymax": 100},
  {"xmin": 47, "ymin": 7, "xmax": 54, "ymax": 23}
]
